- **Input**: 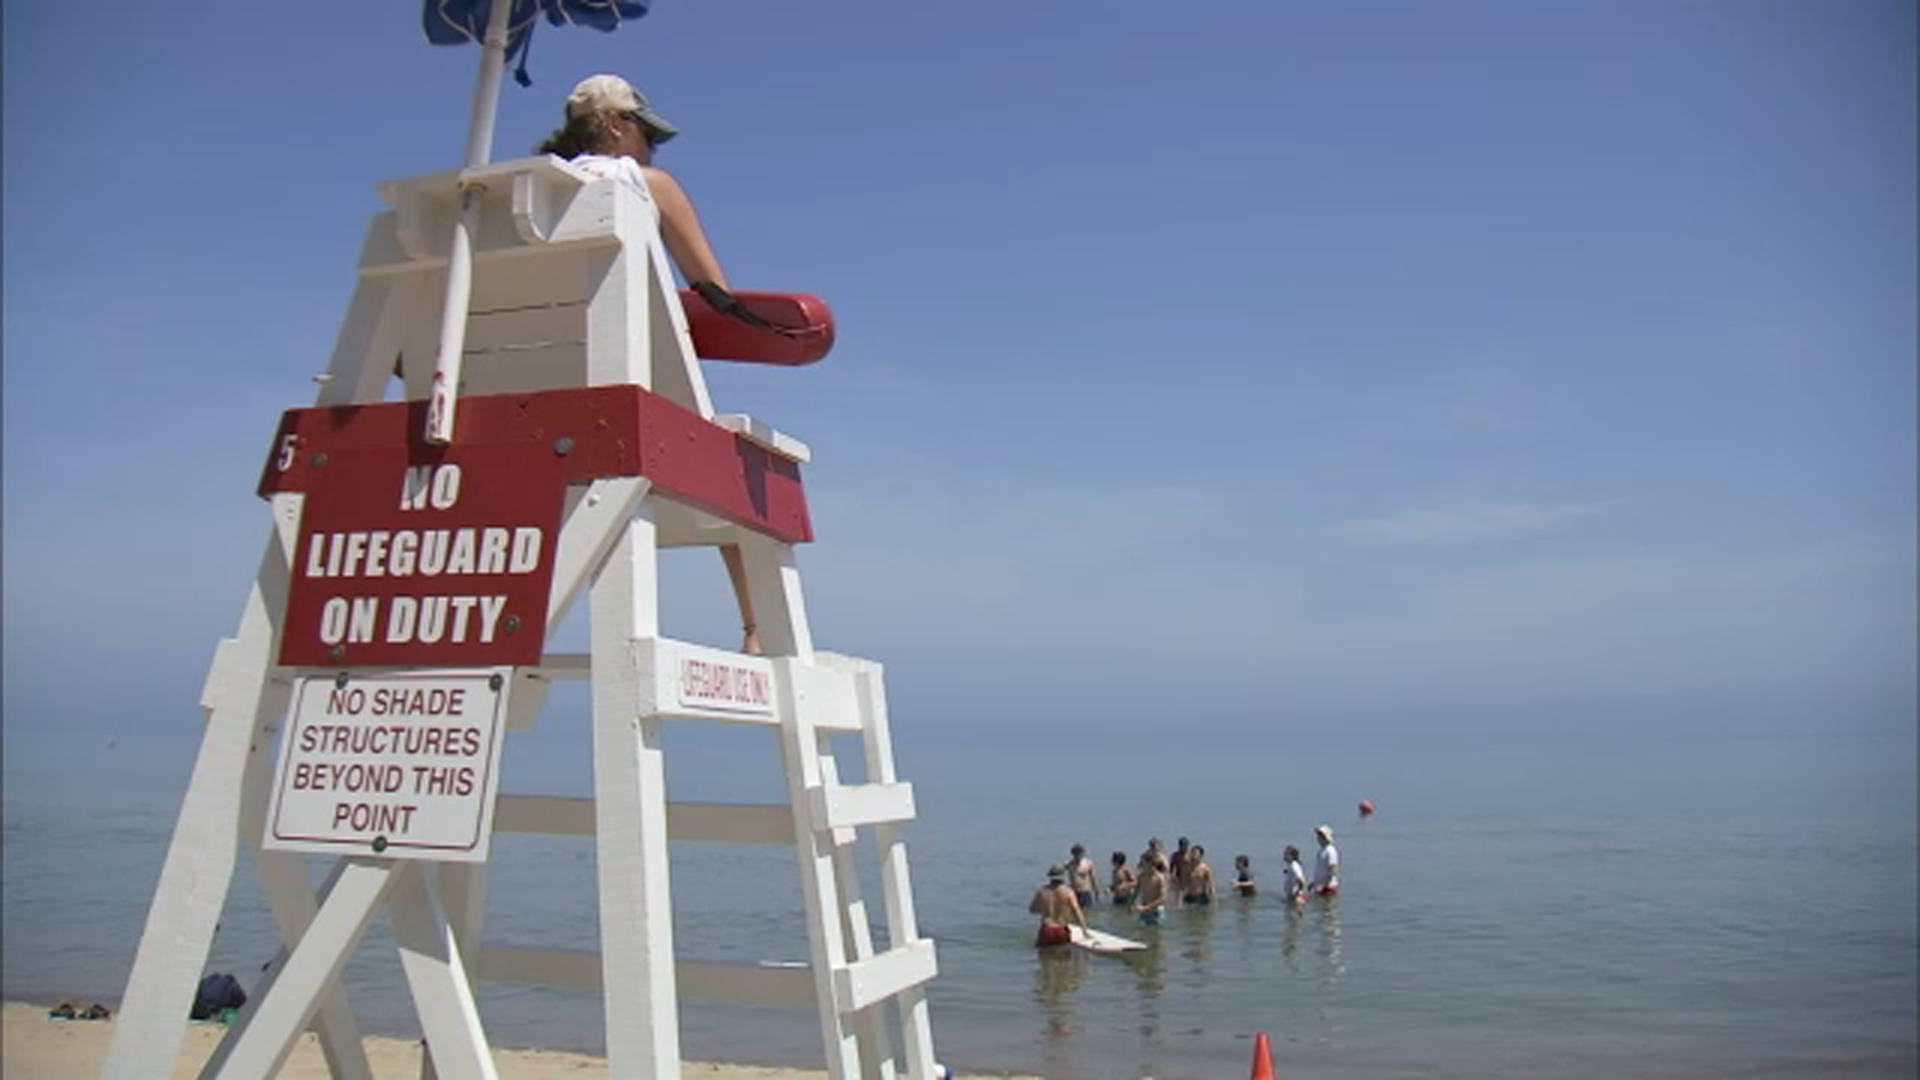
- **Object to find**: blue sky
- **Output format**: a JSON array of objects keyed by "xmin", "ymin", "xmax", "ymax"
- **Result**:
[{"xmin": 3, "ymin": 1, "xmax": 1914, "ymax": 777}]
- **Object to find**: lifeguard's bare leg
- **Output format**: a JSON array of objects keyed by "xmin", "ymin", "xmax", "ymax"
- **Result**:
[{"xmin": 721, "ymin": 542, "xmax": 762, "ymax": 654}]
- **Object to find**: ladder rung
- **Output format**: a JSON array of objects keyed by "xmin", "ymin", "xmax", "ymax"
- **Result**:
[
  {"xmin": 808, "ymin": 782, "xmax": 914, "ymax": 831},
  {"xmin": 475, "ymin": 946, "xmax": 815, "ymax": 1008},
  {"xmin": 494, "ymin": 795, "xmax": 794, "ymax": 845},
  {"xmin": 526, "ymin": 653, "xmax": 590, "ymax": 679},
  {"xmin": 833, "ymin": 940, "xmax": 936, "ymax": 1014}
]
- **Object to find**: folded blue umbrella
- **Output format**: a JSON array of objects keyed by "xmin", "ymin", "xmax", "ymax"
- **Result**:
[{"xmin": 424, "ymin": 0, "xmax": 651, "ymax": 85}]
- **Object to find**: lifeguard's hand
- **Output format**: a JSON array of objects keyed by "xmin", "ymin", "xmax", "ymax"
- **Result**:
[{"xmin": 691, "ymin": 280, "xmax": 802, "ymax": 337}]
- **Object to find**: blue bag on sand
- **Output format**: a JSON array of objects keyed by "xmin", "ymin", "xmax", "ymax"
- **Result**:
[{"xmin": 190, "ymin": 973, "xmax": 246, "ymax": 1020}]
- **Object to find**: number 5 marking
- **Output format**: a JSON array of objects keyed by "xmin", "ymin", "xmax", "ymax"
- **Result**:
[{"xmin": 277, "ymin": 433, "xmax": 299, "ymax": 471}]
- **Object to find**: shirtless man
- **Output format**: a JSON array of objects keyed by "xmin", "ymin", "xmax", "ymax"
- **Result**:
[
  {"xmin": 1133, "ymin": 854, "xmax": 1170, "ymax": 926},
  {"xmin": 1169, "ymin": 837, "xmax": 1193, "ymax": 896},
  {"xmin": 1183, "ymin": 845, "xmax": 1216, "ymax": 906},
  {"xmin": 1066, "ymin": 843, "xmax": 1101, "ymax": 908},
  {"xmin": 1109, "ymin": 851, "xmax": 1137, "ymax": 906},
  {"xmin": 1029, "ymin": 865, "xmax": 1089, "ymax": 947}
]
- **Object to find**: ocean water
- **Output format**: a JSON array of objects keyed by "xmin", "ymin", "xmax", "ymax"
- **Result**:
[{"xmin": 5, "ymin": 724, "xmax": 1915, "ymax": 1078}]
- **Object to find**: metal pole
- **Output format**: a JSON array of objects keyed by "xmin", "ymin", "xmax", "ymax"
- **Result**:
[{"xmin": 425, "ymin": 0, "xmax": 514, "ymax": 445}]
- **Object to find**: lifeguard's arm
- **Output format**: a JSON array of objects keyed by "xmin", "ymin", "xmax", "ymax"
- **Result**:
[{"xmin": 640, "ymin": 165, "xmax": 728, "ymax": 289}]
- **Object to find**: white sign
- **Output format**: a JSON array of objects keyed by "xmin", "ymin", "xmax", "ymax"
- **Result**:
[
  {"xmin": 264, "ymin": 669, "xmax": 509, "ymax": 861},
  {"xmin": 673, "ymin": 645, "xmax": 774, "ymax": 717}
]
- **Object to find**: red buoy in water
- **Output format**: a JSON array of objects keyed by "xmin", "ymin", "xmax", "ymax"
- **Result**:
[{"xmin": 1358, "ymin": 799, "xmax": 1375, "ymax": 817}]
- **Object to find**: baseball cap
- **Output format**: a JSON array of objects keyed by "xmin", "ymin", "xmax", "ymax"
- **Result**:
[{"xmin": 565, "ymin": 74, "xmax": 678, "ymax": 143}]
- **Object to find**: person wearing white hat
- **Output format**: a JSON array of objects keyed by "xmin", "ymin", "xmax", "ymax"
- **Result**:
[
  {"xmin": 538, "ymin": 74, "xmax": 765, "ymax": 653},
  {"xmin": 1310, "ymin": 825, "xmax": 1339, "ymax": 897},
  {"xmin": 537, "ymin": 75, "xmax": 726, "ymax": 288}
]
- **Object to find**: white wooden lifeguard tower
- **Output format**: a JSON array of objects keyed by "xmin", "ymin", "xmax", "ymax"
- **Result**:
[{"xmin": 102, "ymin": 104, "xmax": 941, "ymax": 1080}]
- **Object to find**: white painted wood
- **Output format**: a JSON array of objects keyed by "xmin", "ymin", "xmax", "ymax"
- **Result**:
[
  {"xmin": 817, "ymin": 742, "xmax": 897, "ymax": 1080},
  {"xmin": 493, "ymin": 794, "xmax": 595, "ymax": 834},
  {"xmin": 493, "ymin": 794, "xmax": 795, "ymax": 845},
  {"xmin": 476, "ymin": 944, "xmax": 599, "ymax": 991},
  {"xmin": 458, "ymin": 340, "xmax": 589, "ymax": 395},
  {"xmin": 589, "ymin": 509, "xmax": 681, "ymax": 1079},
  {"xmin": 775, "ymin": 659, "xmax": 862, "ymax": 1080},
  {"xmin": 475, "ymin": 947, "xmax": 816, "ymax": 1009},
  {"xmin": 546, "ymin": 477, "xmax": 651, "ymax": 633},
  {"xmin": 832, "ymin": 941, "xmax": 938, "ymax": 1016},
  {"xmin": 527, "ymin": 652, "xmax": 592, "ymax": 679},
  {"xmin": 510, "ymin": 168, "xmax": 556, "ymax": 243},
  {"xmin": 585, "ymin": 238, "xmax": 651, "ymax": 390},
  {"xmin": 788, "ymin": 661, "xmax": 865, "ymax": 734},
  {"xmin": 200, "ymin": 859, "xmax": 404, "ymax": 1079},
  {"xmin": 665, "ymin": 802, "xmax": 797, "ymax": 845},
  {"xmin": 103, "ymin": 497, "xmax": 301, "ymax": 1080},
  {"xmin": 503, "ymin": 668, "xmax": 550, "ymax": 733},
  {"xmin": 254, "ymin": 852, "xmax": 374, "ymax": 1080},
  {"xmin": 811, "ymin": 782, "xmax": 916, "ymax": 832},
  {"xmin": 377, "ymin": 159, "xmax": 599, "ymax": 270},
  {"xmin": 680, "ymin": 960, "xmax": 816, "ymax": 1009},
  {"xmin": 740, "ymin": 537, "xmax": 816, "ymax": 663},
  {"xmin": 849, "ymin": 662, "xmax": 940, "ymax": 1079},
  {"xmin": 387, "ymin": 861, "xmax": 498, "ymax": 1080},
  {"xmin": 422, "ymin": 861, "xmax": 493, "ymax": 1080},
  {"xmin": 462, "ymin": 301, "xmax": 584, "ymax": 355},
  {"xmin": 647, "ymin": 637, "xmax": 777, "ymax": 724},
  {"xmin": 712, "ymin": 414, "xmax": 813, "ymax": 463},
  {"xmin": 533, "ymin": 638, "xmax": 854, "ymax": 728},
  {"xmin": 644, "ymin": 238, "xmax": 713, "ymax": 418},
  {"xmin": 313, "ymin": 269, "xmax": 409, "ymax": 406}
]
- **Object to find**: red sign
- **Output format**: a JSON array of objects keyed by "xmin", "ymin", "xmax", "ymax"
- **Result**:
[
  {"xmin": 275, "ymin": 443, "xmax": 566, "ymax": 667},
  {"xmin": 258, "ymin": 385, "xmax": 817, "ymax": 667}
]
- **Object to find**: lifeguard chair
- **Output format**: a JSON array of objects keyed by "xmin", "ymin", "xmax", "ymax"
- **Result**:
[{"xmin": 102, "ymin": 10, "xmax": 942, "ymax": 1077}]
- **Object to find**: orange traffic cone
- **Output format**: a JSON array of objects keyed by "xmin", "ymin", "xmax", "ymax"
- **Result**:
[{"xmin": 1250, "ymin": 1031, "xmax": 1275, "ymax": 1080}]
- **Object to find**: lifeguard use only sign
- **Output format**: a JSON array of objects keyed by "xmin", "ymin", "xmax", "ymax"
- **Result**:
[{"xmin": 264, "ymin": 669, "xmax": 510, "ymax": 861}]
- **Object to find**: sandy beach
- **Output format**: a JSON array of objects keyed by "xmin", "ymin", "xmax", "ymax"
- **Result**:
[{"xmin": 1, "ymin": 1000, "xmax": 1017, "ymax": 1079}]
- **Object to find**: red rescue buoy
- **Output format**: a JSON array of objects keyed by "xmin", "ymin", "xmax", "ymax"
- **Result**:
[{"xmin": 1358, "ymin": 799, "xmax": 1375, "ymax": 817}]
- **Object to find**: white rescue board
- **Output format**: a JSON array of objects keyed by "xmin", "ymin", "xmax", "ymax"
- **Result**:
[{"xmin": 1070, "ymin": 926, "xmax": 1148, "ymax": 954}]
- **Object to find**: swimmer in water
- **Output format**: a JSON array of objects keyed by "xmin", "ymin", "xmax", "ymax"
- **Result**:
[
  {"xmin": 1233, "ymin": 853, "xmax": 1257, "ymax": 897},
  {"xmin": 1281, "ymin": 845, "xmax": 1308, "ymax": 905},
  {"xmin": 1133, "ymin": 854, "xmax": 1169, "ymax": 926},
  {"xmin": 1310, "ymin": 825, "xmax": 1340, "ymax": 897},
  {"xmin": 1110, "ymin": 850, "xmax": 1137, "ymax": 905},
  {"xmin": 1066, "ymin": 843, "xmax": 1100, "ymax": 908},
  {"xmin": 1029, "ymin": 865, "xmax": 1089, "ymax": 947},
  {"xmin": 1182, "ymin": 845, "xmax": 1216, "ymax": 906}
]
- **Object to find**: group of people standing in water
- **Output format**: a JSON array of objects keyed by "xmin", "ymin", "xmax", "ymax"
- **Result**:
[{"xmin": 1031, "ymin": 826, "xmax": 1342, "ymax": 945}]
